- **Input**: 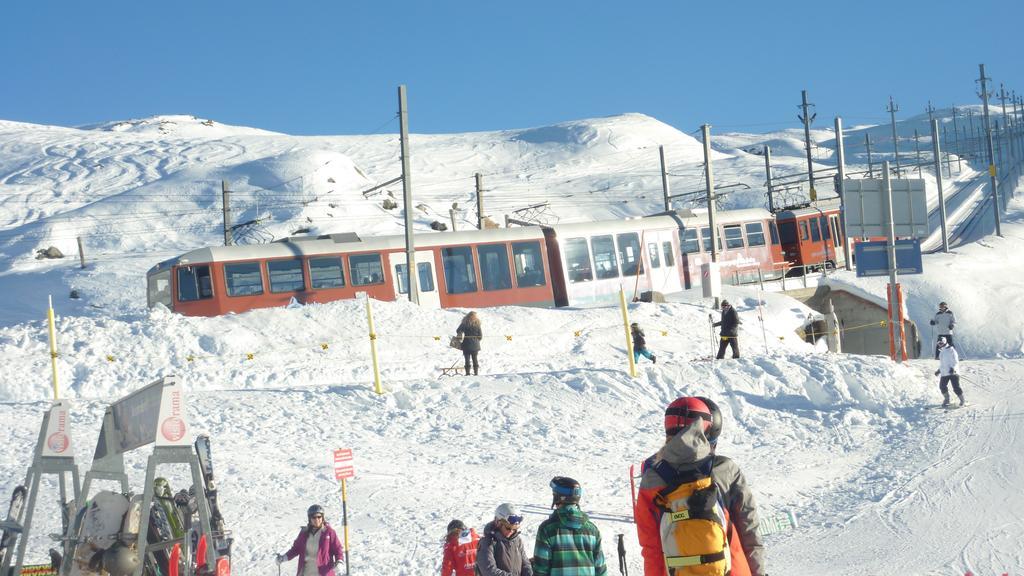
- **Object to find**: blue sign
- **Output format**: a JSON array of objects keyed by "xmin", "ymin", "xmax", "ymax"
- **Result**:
[{"xmin": 854, "ymin": 239, "xmax": 924, "ymax": 277}]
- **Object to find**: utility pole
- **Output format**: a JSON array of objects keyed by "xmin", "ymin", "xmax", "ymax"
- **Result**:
[
  {"xmin": 221, "ymin": 180, "xmax": 232, "ymax": 246},
  {"xmin": 887, "ymin": 95, "xmax": 902, "ymax": 178},
  {"xmin": 659, "ymin": 145, "xmax": 671, "ymax": 211},
  {"xmin": 701, "ymin": 124, "xmax": 718, "ymax": 265},
  {"xmin": 764, "ymin": 145, "xmax": 775, "ymax": 213},
  {"xmin": 942, "ymin": 126, "xmax": 952, "ymax": 178},
  {"xmin": 926, "ymin": 100, "xmax": 936, "ymax": 124},
  {"xmin": 398, "ymin": 85, "xmax": 420, "ymax": 304},
  {"xmin": 866, "ymin": 134, "xmax": 874, "ymax": 178},
  {"xmin": 475, "ymin": 173, "xmax": 485, "ymax": 229},
  {"xmin": 931, "ymin": 118, "xmax": 949, "ymax": 253},
  {"xmin": 835, "ymin": 117, "xmax": 852, "ymax": 271},
  {"xmin": 967, "ymin": 109, "xmax": 976, "ymax": 159},
  {"xmin": 998, "ymin": 84, "xmax": 1015, "ymax": 167},
  {"xmin": 882, "ymin": 161, "xmax": 904, "ymax": 363},
  {"xmin": 978, "ymin": 64, "xmax": 1002, "ymax": 237},
  {"xmin": 913, "ymin": 129, "xmax": 923, "ymax": 177},
  {"xmin": 951, "ymin": 106, "xmax": 962, "ymax": 172},
  {"xmin": 798, "ymin": 90, "xmax": 818, "ymax": 200}
]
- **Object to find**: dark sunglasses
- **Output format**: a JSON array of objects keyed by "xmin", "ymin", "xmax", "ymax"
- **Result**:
[{"xmin": 309, "ymin": 514, "xmax": 324, "ymax": 519}]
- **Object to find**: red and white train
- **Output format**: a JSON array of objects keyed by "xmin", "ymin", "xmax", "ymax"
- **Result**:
[{"xmin": 147, "ymin": 203, "xmax": 845, "ymax": 317}]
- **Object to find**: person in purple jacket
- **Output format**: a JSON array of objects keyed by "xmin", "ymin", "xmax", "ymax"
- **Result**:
[{"xmin": 276, "ymin": 504, "xmax": 345, "ymax": 576}]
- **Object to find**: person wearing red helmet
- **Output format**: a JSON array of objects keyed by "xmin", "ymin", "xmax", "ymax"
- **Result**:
[{"xmin": 633, "ymin": 397, "xmax": 765, "ymax": 576}]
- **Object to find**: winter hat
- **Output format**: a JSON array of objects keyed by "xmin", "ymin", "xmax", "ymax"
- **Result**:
[
  {"xmin": 721, "ymin": 300, "xmax": 731, "ymax": 308},
  {"xmin": 446, "ymin": 519, "xmax": 466, "ymax": 534},
  {"xmin": 938, "ymin": 337, "xmax": 948, "ymax": 347},
  {"xmin": 631, "ymin": 322, "xmax": 639, "ymax": 328}
]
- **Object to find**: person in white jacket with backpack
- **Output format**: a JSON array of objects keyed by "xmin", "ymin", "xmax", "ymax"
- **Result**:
[{"xmin": 934, "ymin": 337, "xmax": 964, "ymax": 407}]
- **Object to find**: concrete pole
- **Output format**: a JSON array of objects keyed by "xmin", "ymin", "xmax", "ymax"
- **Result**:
[
  {"xmin": 398, "ymin": 85, "xmax": 420, "ymax": 304},
  {"xmin": 659, "ymin": 145, "xmax": 671, "ymax": 211},
  {"xmin": 999, "ymin": 84, "xmax": 1015, "ymax": 166},
  {"xmin": 221, "ymin": 180, "xmax": 232, "ymax": 246},
  {"xmin": 888, "ymin": 96, "xmax": 902, "ymax": 178},
  {"xmin": 866, "ymin": 134, "xmax": 874, "ymax": 178},
  {"xmin": 702, "ymin": 124, "xmax": 718, "ymax": 265},
  {"xmin": 931, "ymin": 119, "xmax": 949, "ymax": 253},
  {"xmin": 882, "ymin": 162, "xmax": 902, "ymax": 363},
  {"xmin": 979, "ymin": 64, "xmax": 1003, "ymax": 236},
  {"xmin": 914, "ymin": 129, "xmax": 923, "ymax": 177},
  {"xmin": 835, "ymin": 117, "xmax": 853, "ymax": 271},
  {"xmin": 764, "ymin": 145, "xmax": 775, "ymax": 213},
  {"xmin": 475, "ymin": 172, "xmax": 485, "ymax": 229},
  {"xmin": 942, "ymin": 126, "xmax": 952, "ymax": 178}
]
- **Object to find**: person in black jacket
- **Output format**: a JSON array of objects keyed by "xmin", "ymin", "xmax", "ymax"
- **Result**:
[
  {"xmin": 711, "ymin": 300, "xmax": 741, "ymax": 359},
  {"xmin": 456, "ymin": 311, "xmax": 482, "ymax": 375}
]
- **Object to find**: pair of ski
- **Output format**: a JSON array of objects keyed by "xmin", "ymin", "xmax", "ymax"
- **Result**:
[{"xmin": 0, "ymin": 485, "xmax": 28, "ymax": 572}]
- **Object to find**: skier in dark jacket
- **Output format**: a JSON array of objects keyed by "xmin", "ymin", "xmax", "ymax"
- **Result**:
[
  {"xmin": 456, "ymin": 311, "xmax": 483, "ymax": 376},
  {"xmin": 276, "ymin": 504, "xmax": 344, "ymax": 576},
  {"xmin": 630, "ymin": 322, "xmax": 657, "ymax": 364},
  {"xmin": 476, "ymin": 503, "xmax": 532, "ymax": 576},
  {"xmin": 532, "ymin": 477, "xmax": 607, "ymax": 576},
  {"xmin": 711, "ymin": 300, "xmax": 741, "ymax": 359}
]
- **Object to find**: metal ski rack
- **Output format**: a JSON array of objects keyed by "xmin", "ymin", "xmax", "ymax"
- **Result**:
[{"xmin": 1, "ymin": 400, "xmax": 81, "ymax": 576}]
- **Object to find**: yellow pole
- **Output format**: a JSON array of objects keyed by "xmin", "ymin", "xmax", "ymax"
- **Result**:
[
  {"xmin": 47, "ymin": 295, "xmax": 59, "ymax": 399},
  {"xmin": 364, "ymin": 295, "xmax": 383, "ymax": 394},
  {"xmin": 340, "ymin": 478, "xmax": 350, "ymax": 576},
  {"xmin": 619, "ymin": 287, "xmax": 637, "ymax": 378}
]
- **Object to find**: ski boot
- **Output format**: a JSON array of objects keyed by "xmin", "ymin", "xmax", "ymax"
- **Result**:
[
  {"xmin": 941, "ymin": 392, "xmax": 950, "ymax": 408},
  {"xmin": 957, "ymin": 393, "xmax": 965, "ymax": 407}
]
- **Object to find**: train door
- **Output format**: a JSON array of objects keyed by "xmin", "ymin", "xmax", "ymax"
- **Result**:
[
  {"xmin": 645, "ymin": 230, "xmax": 681, "ymax": 295},
  {"xmin": 391, "ymin": 251, "xmax": 441, "ymax": 308}
]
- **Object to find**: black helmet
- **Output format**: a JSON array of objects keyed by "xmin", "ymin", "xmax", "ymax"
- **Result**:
[
  {"xmin": 446, "ymin": 519, "xmax": 466, "ymax": 534},
  {"xmin": 307, "ymin": 504, "xmax": 325, "ymax": 519},
  {"xmin": 550, "ymin": 476, "xmax": 582, "ymax": 508},
  {"xmin": 694, "ymin": 396, "xmax": 723, "ymax": 444}
]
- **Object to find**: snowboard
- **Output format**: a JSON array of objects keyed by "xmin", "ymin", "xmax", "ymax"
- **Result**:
[
  {"xmin": 68, "ymin": 491, "xmax": 131, "ymax": 576},
  {"xmin": 0, "ymin": 485, "xmax": 28, "ymax": 570},
  {"xmin": 195, "ymin": 435, "xmax": 231, "ymax": 558}
]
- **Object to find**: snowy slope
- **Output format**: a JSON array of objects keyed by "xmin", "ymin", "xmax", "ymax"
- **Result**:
[{"xmin": 1, "ymin": 112, "xmax": 1023, "ymax": 575}]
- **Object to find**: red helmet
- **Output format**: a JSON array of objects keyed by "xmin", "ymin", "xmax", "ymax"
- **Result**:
[{"xmin": 664, "ymin": 396, "xmax": 722, "ymax": 443}]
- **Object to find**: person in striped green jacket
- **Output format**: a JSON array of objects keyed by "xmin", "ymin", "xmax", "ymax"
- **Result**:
[{"xmin": 531, "ymin": 477, "xmax": 607, "ymax": 576}]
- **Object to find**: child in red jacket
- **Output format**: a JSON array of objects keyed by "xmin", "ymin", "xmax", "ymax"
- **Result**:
[{"xmin": 442, "ymin": 519, "xmax": 480, "ymax": 576}]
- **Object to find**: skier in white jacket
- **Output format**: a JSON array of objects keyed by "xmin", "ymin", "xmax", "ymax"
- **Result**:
[{"xmin": 934, "ymin": 337, "xmax": 964, "ymax": 407}]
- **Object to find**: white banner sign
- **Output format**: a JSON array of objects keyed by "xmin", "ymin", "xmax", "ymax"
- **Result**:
[
  {"xmin": 42, "ymin": 400, "xmax": 73, "ymax": 457},
  {"xmin": 155, "ymin": 378, "xmax": 190, "ymax": 446}
]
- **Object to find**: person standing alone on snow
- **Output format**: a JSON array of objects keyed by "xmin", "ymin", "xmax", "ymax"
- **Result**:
[
  {"xmin": 456, "ymin": 311, "xmax": 483, "ymax": 376},
  {"xmin": 441, "ymin": 519, "xmax": 479, "ymax": 576},
  {"xmin": 711, "ymin": 300, "xmax": 741, "ymax": 359},
  {"xmin": 476, "ymin": 503, "xmax": 532, "ymax": 576},
  {"xmin": 532, "ymin": 477, "xmax": 607, "ymax": 576},
  {"xmin": 634, "ymin": 396, "xmax": 765, "ymax": 576},
  {"xmin": 630, "ymin": 322, "xmax": 657, "ymax": 364},
  {"xmin": 276, "ymin": 504, "xmax": 344, "ymax": 576},
  {"xmin": 930, "ymin": 301, "xmax": 956, "ymax": 359},
  {"xmin": 935, "ymin": 337, "xmax": 964, "ymax": 407}
]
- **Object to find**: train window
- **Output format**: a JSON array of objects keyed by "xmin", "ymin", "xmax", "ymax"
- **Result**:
[
  {"xmin": 810, "ymin": 218, "xmax": 821, "ymax": 242},
  {"xmin": 745, "ymin": 222, "xmax": 766, "ymax": 247},
  {"xmin": 309, "ymin": 257, "xmax": 345, "ymax": 289},
  {"xmin": 564, "ymin": 238, "xmax": 594, "ymax": 283},
  {"xmin": 176, "ymin": 265, "xmax": 213, "ymax": 302},
  {"xmin": 477, "ymin": 243, "xmax": 513, "ymax": 291},
  {"xmin": 350, "ymin": 253, "xmax": 385, "ymax": 286},
  {"xmin": 680, "ymin": 229, "xmax": 700, "ymax": 254},
  {"xmin": 778, "ymin": 221, "xmax": 796, "ymax": 244},
  {"xmin": 591, "ymin": 235, "xmax": 620, "ymax": 279},
  {"xmin": 268, "ymin": 259, "xmax": 305, "ymax": 293},
  {"xmin": 799, "ymin": 222, "xmax": 809, "ymax": 241},
  {"xmin": 662, "ymin": 241, "xmax": 675, "ymax": 267},
  {"xmin": 617, "ymin": 233, "xmax": 643, "ymax": 276},
  {"xmin": 647, "ymin": 243, "xmax": 661, "ymax": 268},
  {"xmin": 699, "ymin": 228, "xmax": 721, "ymax": 253},
  {"xmin": 224, "ymin": 262, "xmax": 264, "ymax": 297},
  {"xmin": 724, "ymin": 225, "xmax": 745, "ymax": 249},
  {"xmin": 148, "ymin": 269, "xmax": 172, "ymax": 309},
  {"xmin": 820, "ymin": 216, "xmax": 830, "ymax": 240},
  {"xmin": 442, "ymin": 246, "xmax": 478, "ymax": 293},
  {"xmin": 769, "ymin": 221, "xmax": 781, "ymax": 245},
  {"xmin": 396, "ymin": 263, "xmax": 435, "ymax": 294},
  {"xmin": 512, "ymin": 241, "xmax": 546, "ymax": 287}
]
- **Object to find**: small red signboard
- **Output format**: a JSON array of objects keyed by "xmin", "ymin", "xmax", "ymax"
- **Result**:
[{"xmin": 334, "ymin": 448, "xmax": 354, "ymax": 480}]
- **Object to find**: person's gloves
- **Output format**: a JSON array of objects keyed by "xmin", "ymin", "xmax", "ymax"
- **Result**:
[
  {"xmin": 949, "ymin": 369, "xmax": 955, "ymax": 375},
  {"xmin": 929, "ymin": 320, "xmax": 936, "ymax": 325},
  {"xmin": 276, "ymin": 554, "xmax": 287, "ymax": 565},
  {"xmin": 934, "ymin": 370, "xmax": 940, "ymax": 377}
]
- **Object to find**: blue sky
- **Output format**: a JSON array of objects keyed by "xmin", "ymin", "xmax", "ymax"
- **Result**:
[{"xmin": 2, "ymin": 1, "xmax": 1019, "ymax": 136}]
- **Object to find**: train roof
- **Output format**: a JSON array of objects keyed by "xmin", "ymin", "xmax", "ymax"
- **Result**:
[
  {"xmin": 775, "ymin": 196, "xmax": 843, "ymax": 218},
  {"xmin": 151, "ymin": 225, "xmax": 547, "ymax": 269}
]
